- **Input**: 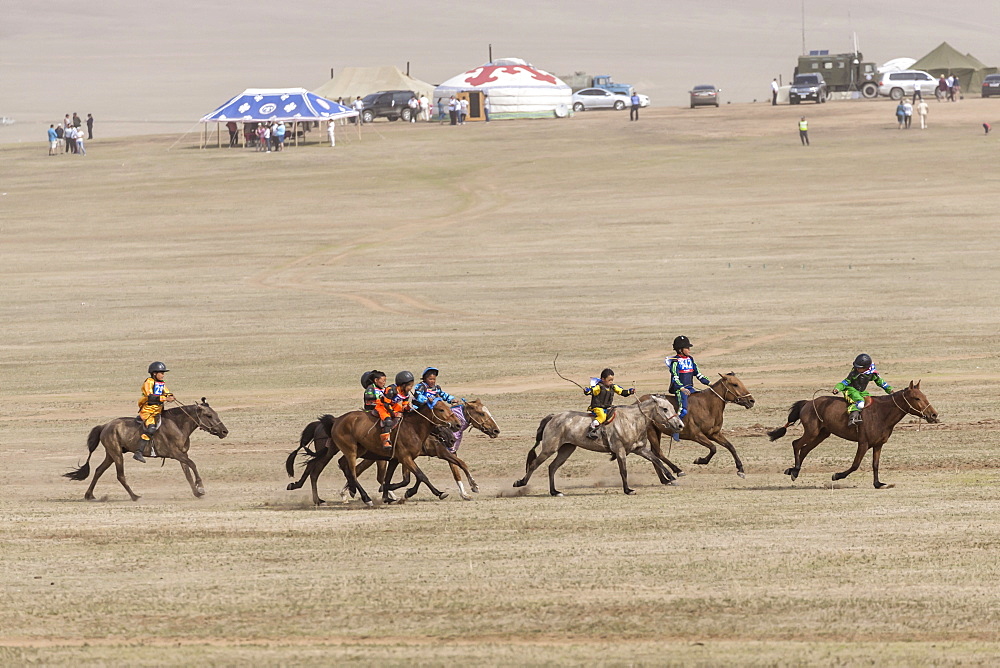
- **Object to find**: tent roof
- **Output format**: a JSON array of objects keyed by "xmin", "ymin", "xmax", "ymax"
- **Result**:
[
  {"xmin": 912, "ymin": 42, "xmax": 982, "ymax": 72},
  {"xmin": 435, "ymin": 59, "xmax": 570, "ymax": 92},
  {"xmin": 314, "ymin": 67, "xmax": 435, "ymax": 101},
  {"xmin": 200, "ymin": 88, "xmax": 356, "ymax": 122}
]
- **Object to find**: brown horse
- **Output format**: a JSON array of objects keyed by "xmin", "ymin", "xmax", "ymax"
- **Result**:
[
  {"xmin": 641, "ymin": 372, "xmax": 756, "ymax": 478},
  {"xmin": 371, "ymin": 399, "xmax": 501, "ymax": 500},
  {"xmin": 767, "ymin": 381, "xmax": 939, "ymax": 488},
  {"xmin": 63, "ymin": 399, "xmax": 228, "ymax": 500},
  {"xmin": 288, "ymin": 401, "xmax": 461, "ymax": 506}
]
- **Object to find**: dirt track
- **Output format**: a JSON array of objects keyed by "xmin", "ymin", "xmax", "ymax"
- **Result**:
[{"xmin": 3, "ymin": 100, "xmax": 1000, "ymax": 665}]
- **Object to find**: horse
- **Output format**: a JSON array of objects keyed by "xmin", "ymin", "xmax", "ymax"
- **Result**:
[
  {"xmin": 344, "ymin": 398, "xmax": 501, "ymax": 501},
  {"xmin": 63, "ymin": 398, "xmax": 228, "ymax": 500},
  {"xmin": 513, "ymin": 395, "xmax": 684, "ymax": 496},
  {"xmin": 287, "ymin": 401, "xmax": 461, "ymax": 507},
  {"xmin": 641, "ymin": 372, "xmax": 756, "ymax": 479},
  {"xmin": 767, "ymin": 381, "xmax": 939, "ymax": 488}
]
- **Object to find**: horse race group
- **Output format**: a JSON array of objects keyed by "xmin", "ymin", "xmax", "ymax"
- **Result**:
[{"xmin": 65, "ymin": 335, "xmax": 940, "ymax": 503}]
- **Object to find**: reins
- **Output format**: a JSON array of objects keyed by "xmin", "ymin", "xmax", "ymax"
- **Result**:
[{"xmin": 891, "ymin": 391, "xmax": 934, "ymax": 425}]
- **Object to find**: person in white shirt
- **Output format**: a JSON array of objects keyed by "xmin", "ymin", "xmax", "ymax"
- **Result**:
[
  {"xmin": 419, "ymin": 94, "xmax": 430, "ymax": 121},
  {"xmin": 916, "ymin": 99, "xmax": 929, "ymax": 129},
  {"xmin": 407, "ymin": 95, "xmax": 419, "ymax": 123},
  {"xmin": 353, "ymin": 97, "xmax": 364, "ymax": 124},
  {"xmin": 448, "ymin": 96, "xmax": 458, "ymax": 125},
  {"xmin": 902, "ymin": 99, "xmax": 913, "ymax": 129},
  {"xmin": 771, "ymin": 78, "xmax": 779, "ymax": 106},
  {"xmin": 459, "ymin": 97, "xmax": 469, "ymax": 124},
  {"xmin": 327, "ymin": 118, "xmax": 336, "ymax": 146}
]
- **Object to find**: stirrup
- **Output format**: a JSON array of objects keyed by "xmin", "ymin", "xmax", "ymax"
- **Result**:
[
  {"xmin": 586, "ymin": 427, "xmax": 599, "ymax": 440},
  {"xmin": 133, "ymin": 448, "xmax": 146, "ymax": 463}
]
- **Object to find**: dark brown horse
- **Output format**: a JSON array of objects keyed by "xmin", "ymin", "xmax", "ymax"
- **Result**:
[
  {"xmin": 64, "ymin": 399, "xmax": 228, "ymax": 500},
  {"xmin": 641, "ymin": 372, "xmax": 756, "ymax": 478},
  {"xmin": 286, "ymin": 401, "xmax": 461, "ymax": 506},
  {"xmin": 767, "ymin": 381, "xmax": 938, "ymax": 488}
]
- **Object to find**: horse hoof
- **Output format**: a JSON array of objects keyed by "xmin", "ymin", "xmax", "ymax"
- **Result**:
[
  {"xmin": 737, "ymin": 472, "xmax": 746, "ymax": 480},
  {"xmin": 831, "ymin": 474, "xmax": 840, "ymax": 481},
  {"xmin": 387, "ymin": 491, "xmax": 398, "ymax": 502},
  {"xmin": 471, "ymin": 484, "xmax": 480, "ymax": 493},
  {"xmin": 130, "ymin": 496, "xmax": 141, "ymax": 502},
  {"xmin": 675, "ymin": 471, "xmax": 686, "ymax": 477},
  {"xmin": 875, "ymin": 483, "xmax": 894, "ymax": 489},
  {"xmin": 364, "ymin": 500, "xmax": 374, "ymax": 508},
  {"xmin": 625, "ymin": 489, "xmax": 636, "ymax": 495},
  {"xmin": 461, "ymin": 494, "xmax": 472, "ymax": 501},
  {"xmin": 694, "ymin": 458, "xmax": 708, "ymax": 466},
  {"xmin": 512, "ymin": 480, "xmax": 525, "ymax": 488},
  {"xmin": 551, "ymin": 491, "xmax": 564, "ymax": 497},
  {"xmin": 438, "ymin": 492, "xmax": 449, "ymax": 500}
]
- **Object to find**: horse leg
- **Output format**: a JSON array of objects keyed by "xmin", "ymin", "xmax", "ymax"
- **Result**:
[
  {"xmin": 547, "ymin": 444, "xmax": 577, "ymax": 497},
  {"xmin": 710, "ymin": 433, "xmax": 746, "ymax": 479},
  {"xmin": 833, "ymin": 440, "xmax": 870, "ymax": 483},
  {"xmin": 614, "ymin": 451, "xmax": 635, "ymax": 495},
  {"xmin": 691, "ymin": 434, "xmax": 718, "ymax": 466},
  {"xmin": 513, "ymin": 442, "xmax": 557, "ymax": 488},
  {"xmin": 180, "ymin": 462, "xmax": 198, "ymax": 496},
  {"xmin": 785, "ymin": 430, "xmax": 830, "ymax": 480},
  {"xmin": 649, "ymin": 426, "xmax": 684, "ymax": 477},
  {"xmin": 342, "ymin": 451, "xmax": 373, "ymax": 507},
  {"xmin": 871, "ymin": 444, "xmax": 893, "ymax": 489},
  {"xmin": 307, "ymin": 445, "xmax": 337, "ymax": 506},
  {"xmin": 112, "ymin": 454, "xmax": 141, "ymax": 501},
  {"xmin": 175, "ymin": 454, "xmax": 205, "ymax": 497},
  {"xmin": 447, "ymin": 462, "xmax": 473, "ymax": 500},
  {"xmin": 85, "ymin": 453, "xmax": 113, "ymax": 500},
  {"xmin": 634, "ymin": 445, "xmax": 677, "ymax": 485},
  {"xmin": 398, "ymin": 455, "xmax": 448, "ymax": 500}
]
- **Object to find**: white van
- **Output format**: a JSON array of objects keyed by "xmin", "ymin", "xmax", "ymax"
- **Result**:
[{"xmin": 878, "ymin": 70, "xmax": 938, "ymax": 100}]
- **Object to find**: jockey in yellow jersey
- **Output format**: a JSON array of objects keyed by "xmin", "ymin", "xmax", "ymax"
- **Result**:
[
  {"xmin": 583, "ymin": 368, "xmax": 635, "ymax": 440},
  {"xmin": 135, "ymin": 361, "xmax": 175, "ymax": 462}
]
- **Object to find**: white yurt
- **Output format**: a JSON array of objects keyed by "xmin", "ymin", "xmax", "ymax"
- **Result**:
[{"xmin": 434, "ymin": 58, "xmax": 571, "ymax": 120}]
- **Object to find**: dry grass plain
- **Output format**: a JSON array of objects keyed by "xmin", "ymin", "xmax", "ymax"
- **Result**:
[{"xmin": 3, "ymin": 99, "xmax": 1000, "ymax": 666}]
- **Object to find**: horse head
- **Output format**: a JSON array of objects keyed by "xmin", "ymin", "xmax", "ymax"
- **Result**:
[
  {"xmin": 902, "ymin": 380, "xmax": 939, "ymax": 423},
  {"xmin": 431, "ymin": 424, "xmax": 457, "ymax": 448},
  {"xmin": 717, "ymin": 372, "xmax": 755, "ymax": 409},
  {"xmin": 462, "ymin": 398, "xmax": 500, "ymax": 438},
  {"xmin": 427, "ymin": 399, "xmax": 462, "ymax": 430},
  {"xmin": 649, "ymin": 394, "xmax": 684, "ymax": 433},
  {"xmin": 196, "ymin": 397, "xmax": 229, "ymax": 438}
]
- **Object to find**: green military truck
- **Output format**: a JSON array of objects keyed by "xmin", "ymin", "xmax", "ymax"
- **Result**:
[{"xmin": 793, "ymin": 51, "xmax": 879, "ymax": 98}]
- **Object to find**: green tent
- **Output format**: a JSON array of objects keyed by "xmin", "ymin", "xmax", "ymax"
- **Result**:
[{"xmin": 911, "ymin": 42, "xmax": 997, "ymax": 95}]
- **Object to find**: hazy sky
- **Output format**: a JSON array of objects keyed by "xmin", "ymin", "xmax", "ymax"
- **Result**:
[{"xmin": 2, "ymin": 0, "xmax": 997, "ymax": 139}]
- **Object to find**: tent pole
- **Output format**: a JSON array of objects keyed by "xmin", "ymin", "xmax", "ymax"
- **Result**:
[
  {"xmin": 217, "ymin": 122, "xmax": 221, "ymax": 148},
  {"xmin": 295, "ymin": 121, "xmax": 298, "ymax": 147}
]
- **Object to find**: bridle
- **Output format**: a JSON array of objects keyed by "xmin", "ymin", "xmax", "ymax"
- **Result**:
[
  {"xmin": 172, "ymin": 400, "xmax": 224, "ymax": 436},
  {"xmin": 637, "ymin": 395, "xmax": 681, "ymax": 431},
  {"xmin": 705, "ymin": 379, "xmax": 754, "ymax": 406},
  {"xmin": 892, "ymin": 390, "xmax": 935, "ymax": 422},
  {"xmin": 461, "ymin": 402, "xmax": 498, "ymax": 436}
]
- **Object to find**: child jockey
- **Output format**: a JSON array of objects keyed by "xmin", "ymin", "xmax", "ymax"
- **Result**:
[
  {"xmin": 835, "ymin": 353, "xmax": 894, "ymax": 426},
  {"xmin": 583, "ymin": 368, "xmax": 635, "ymax": 440},
  {"xmin": 414, "ymin": 367, "xmax": 462, "ymax": 409},
  {"xmin": 135, "ymin": 361, "xmax": 175, "ymax": 463},
  {"xmin": 375, "ymin": 371, "xmax": 415, "ymax": 448},
  {"xmin": 362, "ymin": 370, "xmax": 387, "ymax": 413},
  {"xmin": 666, "ymin": 335, "xmax": 711, "ymax": 419}
]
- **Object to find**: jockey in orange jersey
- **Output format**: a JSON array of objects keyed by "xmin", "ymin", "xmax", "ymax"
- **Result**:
[
  {"xmin": 375, "ymin": 370, "xmax": 415, "ymax": 447},
  {"xmin": 135, "ymin": 361, "xmax": 175, "ymax": 462}
]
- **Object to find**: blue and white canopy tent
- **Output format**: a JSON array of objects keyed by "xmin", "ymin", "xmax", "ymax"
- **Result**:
[{"xmin": 198, "ymin": 88, "xmax": 358, "ymax": 147}]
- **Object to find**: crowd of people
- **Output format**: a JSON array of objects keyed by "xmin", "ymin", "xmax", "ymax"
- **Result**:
[
  {"xmin": 46, "ymin": 112, "xmax": 93, "ymax": 156},
  {"xmin": 935, "ymin": 74, "xmax": 962, "ymax": 102},
  {"xmin": 223, "ymin": 120, "xmax": 291, "ymax": 151}
]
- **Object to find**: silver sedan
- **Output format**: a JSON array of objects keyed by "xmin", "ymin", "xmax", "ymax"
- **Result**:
[{"xmin": 572, "ymin": 88, "xmax": 631, "ymax": 111}]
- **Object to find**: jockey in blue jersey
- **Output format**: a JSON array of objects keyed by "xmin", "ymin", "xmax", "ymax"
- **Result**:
[
  {"xmin": 666, "ymin": 335, "xmax": 711, "ymax": 421},
  {"xmin": 413, "ymin": 367, "xmax": 462, "ymax": 409}
]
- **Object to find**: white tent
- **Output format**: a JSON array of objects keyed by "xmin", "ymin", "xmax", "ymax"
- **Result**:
[
  {"xmin": 879, "ymin": 58, "xmax": 917, "ymax": 74},
  {"xmin": 433, "ymin": 58, "xmax": 571, "ymax": 120},
  {"xmin": 315, "ymin": 66, "xmax": 434, "ymax": 103}
]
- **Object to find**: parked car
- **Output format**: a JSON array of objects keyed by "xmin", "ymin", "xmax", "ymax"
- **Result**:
[
  {"xmin": 982, "ymin": 74, "xmax": 1000, "ymax": 98},
  {"xmin": 359, "ymin": 90, "xmax": 417, "ymax": 122},
  {"xmin": 789, "ymin": 74, "xmax": 828, "ymax": 104},
  {"xmin": 878, "ymin": 70, "xmax": 937, "ymax": 100},
  {"xmin": 689, "ymin": 84, "xmax": 720, "ymax": 108},
  {"xmin": 571, "ymin": 88, "xmax": 630, "ymax": 111}
]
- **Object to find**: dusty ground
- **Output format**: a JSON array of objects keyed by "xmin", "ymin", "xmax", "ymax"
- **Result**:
[{"xmin": 2, "ymin": 99, "xmax": 1000, "ymax": 665}]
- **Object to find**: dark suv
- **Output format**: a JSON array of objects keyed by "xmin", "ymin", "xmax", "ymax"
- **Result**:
[
  {"xmin": 789, "ymin": 74, "xmax": 828, "ymax": 104},
  {"xmin": 360, "ymin": 90, "xmax": 417, "ymax": 122}
]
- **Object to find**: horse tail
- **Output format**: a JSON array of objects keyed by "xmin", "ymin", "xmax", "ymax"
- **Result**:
[
  {"xmin": 299, "ymin": 414, "xmax": 336, "ymax": 463},
  {"xmin": 64, "ymin": 425, "xmax": 102, "ymax": 481},
  {"xmin": 767, "ymin": 400, "xmax": 807, "ymax": 441},
  {"xmin": 527, "ymin": 414, "xmax": 554, "ymax": 468}
]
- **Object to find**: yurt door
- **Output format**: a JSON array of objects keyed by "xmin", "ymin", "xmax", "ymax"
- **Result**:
[{"xmin": 456, "ymin": 91, "xmax": 486, "ymax": 121}]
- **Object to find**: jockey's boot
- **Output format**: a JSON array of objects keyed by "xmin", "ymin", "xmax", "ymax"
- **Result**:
[
  {"xmin": 380, "ymin": 432, "xmax": 392, "ymax": 449},
  {"xmin": 671, "ymin": 432, "xmax": 681, "ymax": 442},
  {"xmin": 586, "ymin": 420, "xmax": 600, "ymax": 440},
  {"xmin": 133, "ymin": 437, "xmax": 148, "ymax": 463},
  {"xmin": 848, "ymin": 410, "xmax": 863, "ymax": 426}
]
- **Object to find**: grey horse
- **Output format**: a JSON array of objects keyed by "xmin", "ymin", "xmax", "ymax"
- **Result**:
[
  {"xmin": 513, "ymin": 395, "xmax": 684, "ymax": 496},
  {"xmin": 64, "ymin": 399, "xmax": 229, "ymax": 500}
]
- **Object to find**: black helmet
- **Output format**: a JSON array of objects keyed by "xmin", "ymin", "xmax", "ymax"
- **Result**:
[
  {"xmin": 148, "ymin": 361, "xmax": 169, "ymax": 374},
  {"xmin": 395, "ymin": 370, "xmax": 414, "ymax": 386},
  {"xmin": 360, "ymin": 371, "xmax": 373, "ymax": 388},
  {"xmin": 853, "ymin": 353, "xmax": 872, "ymax": 369},
  {"xmin": 672, "ymin": 335, "xmax": 692, "ymax": 351}
]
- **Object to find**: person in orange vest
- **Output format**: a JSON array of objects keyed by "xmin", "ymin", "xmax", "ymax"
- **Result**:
[
  {"xmin": 374, "ymin": 371, "xmax": 415, "ymax": 448},
  {"xmin": 135, "ymin": 362, "xmax": 175, "ymax": 462}
]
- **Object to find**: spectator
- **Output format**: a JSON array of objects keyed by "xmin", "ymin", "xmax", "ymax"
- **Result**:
[
  {"xmin": 48, "ymin": 124, "xmax": 59, "ymax": 155},
  {"xmin": 946, "ymin": 74, "xmax": 955, "ymax": 101},
  {"xmin": 64, "ymin": 115, "xmax": 75, "ymax": 153},
  {"xmin": 629, "ymin": 91, "xmax": 640, "ymax": 121},
  {"xmin": 483, "ymin": 93, "xmax": 490, "ymax": 122},
  {"xmin": 903, "ymin": 98, "xmax": 913, "ymax": 129},
  {"xmin": 895, "ymin": 100, "xmax": 906, "ymax": 129},
  {"xmin": 951, "ymin": 75, "xmax": 961, "ymax": 101},
  {"xmin": 419, "ymin": 93, "xmax": 430, "ymax": 121},
  {"xmin": 936, "ymin": 75, "xmax": 948, "ymax": 102},
  {"xmin": 771, "ymin": 78, "xmax": 779, "ymax": 106},
  {"xmin": 54, "ymin": 124, "xmax": 65, "ymax": 153},
  {"xmin": 327, "ymin": 118, "xmax": 336, "ymax": 147},
  {"xmin": 459, "ymin": 96, "xmax": 469, "ymax": 124},
  {"xmin": 448, "ymin": 96, "xmax": 458, "ymax": 125},
  {"xmin": 86, "ymin": 113, "xmax": 94, "ymax": 139},
  {"xmin": 438, "ymin": 97, "xmax": 447, "ymax": 122},
  {"xmin": 917, "ymin": 98, "xmax": 929, "ymax": 129},
  {"xmin": 353, "ymin": 96, "xmax": 364, "ymax": 124},
  {"xmin": 72, "ymin": 112, "xmax": 81, "ymax": 129},
  {"xmin": 798, "ymin": 116, "xmax": 809, "ymax": 146},
  {"xmin": 74, "ymin": 126, "xmax": 86, "ymax": 155},
  {"xmin": 227, "ymin": 121, "xmax": 239, "ymax": 147},
  {"xmin": 408, "ymin": 94, "xmax": 419, "ymax": 123},
  {"xmin": 274, "ymin": 121, "xmax": 286, "ymax": 151}
]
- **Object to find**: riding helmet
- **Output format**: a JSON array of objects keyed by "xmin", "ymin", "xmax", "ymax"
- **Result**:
[
  {"xmin": 148, "ymin": 361, "xmax": 169, "ymax": 375},
  {"xmin": 395, "ymin": 370, "xmax": 415, "ymax": 386},
  {"xmin": 360, "ymin": 371, "xmax": 373, "ymax": 388},
  {"xmin": 853, "ymin": 353, "xmax": 872, "ymax": 369},
  {"xmin": 672, "ymin": 335, "xmax": 692, "ymax": 351},
  {"xmin": 422, "ymin": 366, "xmax": 440, "ymax": 380}
]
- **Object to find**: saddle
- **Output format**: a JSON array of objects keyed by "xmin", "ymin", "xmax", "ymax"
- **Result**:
[
  {"xmin": 838, "ymin": 396, "xmax": 874, "ymax": 408},
  {"xmin": 588, "ymin": 406, "xmax": 618, "ymax": 424}
]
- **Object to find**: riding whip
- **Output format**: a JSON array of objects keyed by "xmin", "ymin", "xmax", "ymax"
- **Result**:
[{"xmin": 552, "ymin": 353, "xmax": 587, "ymax": 391}]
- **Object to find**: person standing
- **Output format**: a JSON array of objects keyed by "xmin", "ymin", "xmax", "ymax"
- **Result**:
[
  {"xmin": 74, "ymin": 127, "xmax": 86, "ymax": 155},
  {"xmin": 771, "ymin": 78, "xmax": 779, "ymax": 106},
  {"xmin": 951, "ymin": 75, "xmax": 961, "ymax": 101},
  {"xmin": 902, "ymin": 98, "xmax": 913, "ymax": 129},
  {"xmin": 226, "ymin": 120, "xmax": 239, "ymax": 147},
  {"xmin": 629, "ymin": 91, "xmax": 640, "ymax": 121},
  {"xmin": 483, "ymin": 93, "xmax": 490, "ymax": 122},
  {"xmin": 407, "ymin": 94, "xmax": 419, "ymax": 123},
  {"xmin": 327, "ymin": 117, "xmax": 336, "ymax": 147},
  {"xmin": 459, "ymin": 97, "xmax": 469, "ymax": 124},
  {"xmin": 936, "ymin": 75, "xmax": 948, "ymax": 101},
  {"xmin": 895, "ymin": 100, "xmax": 906, "ymax": 129},
  {"xmin": 54, "ymin": 124, "xmax": 65, "ymax": 153},
  {"xmin": 448, "ymin": 96, "xmax": 458, "ymax": 125},
  {"xmin": 945, "ymin": 74, "xmax": 955, "ymax": 101},
  {"xmin": 72, "ymin": 112, "xmax": 82, "ymax": 130},
  {"xmin": 64, "ymin": 115, "xmax": 75, "ymax": 153},
  {"xmin": 419, "ymin": 93, "xmax": 430, "ymax": 121},
  {"xmin": 353, "ymin": 96, "xmax": 364, "ymax": 124},
  {"xmin": 274, "ymin": 121, "xmax": 286, "ymax": 151},
  {"xmin": 917, "ymin": 98, "xmax": 929, "ymax": 129},
  {"xmin": 48, "ymin": 125, "xmax": 59, "ymax": 155},
  {"xmin": 86, "ymin": 114, "xmax": 94, "ymax": 140},
  {"xmin": 798, "ymin": 116, "xmax": 809, "ymax": 145}
]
